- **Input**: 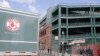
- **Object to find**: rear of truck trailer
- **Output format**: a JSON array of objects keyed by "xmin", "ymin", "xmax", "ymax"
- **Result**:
[{"xmin": 0, "ymin": 7, "xmax": 39, "ymax": 56}]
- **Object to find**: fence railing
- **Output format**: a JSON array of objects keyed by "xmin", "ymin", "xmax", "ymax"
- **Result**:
[
  {"xmin": 68, "ymin": 13, "xmax": 89, "ymax": 16},
  {"xmin": 52, "ymin": 24, "xmax": 58, "ymax": 29},
  {"xmin": 61, "ymin": 22, "xmax": 91, "ymax": 26},
  {"xmin": 61, "ymin": 33, "xmax": 91, "ymax": 39},
  {"xmin": 68, "ymin": 22, "xmax": 91, "ymax": 26}
]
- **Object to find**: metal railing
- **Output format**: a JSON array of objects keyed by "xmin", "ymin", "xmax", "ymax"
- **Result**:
[
  {"xmin": 61, "ymin": 13, "xmax": 90, "ymax": 17},
  {"xmin": 52, "ymin": 24, "xmax": 58, "ymax": 29},
  {"xmin": 61, "ymin": 33, "xmax": 91, "ymax": 38},
  {"xmin": 61, "ymin": 22, "xmax": 91, "ymax": 27},
  {"xmin": 96, "ymin": 33, "xmax": 100, "ymax": 36},
  {"xmin": 68, "ymin": 33, "xmax": 91, "ymax": 38},
  {"xmin": 61, "ymin": 14, "xmax": 66, "ymax": 17},
  {"xmin": 95, "ymin": 22, "xmax": 100, "ymax": 25},
  {"xmin": 52, "ymin": 15, "xmax": 59, "ymax": 22},
  {"xmin": 94, "ymin": 13, "xmax": 100, "ymax": 16},
  {"xmin": 68, "ymin": 22, "xmax": 91, "ymax": 26},
  {"xmin": 61, "ymin": 23, "xmax": 66, "ymax": 26},
  {"xmin": 68, "ymin": 13, "xmax": 89, "ymax": 16}
]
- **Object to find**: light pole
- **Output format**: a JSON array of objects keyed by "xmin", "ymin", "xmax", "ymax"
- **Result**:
[
  {"xmin": 61, "ymin": 31, "xmax": 65, "ymax": 56},
  {"xmin": 77, "ymin": 44, "xmax": 80, "ymax": 56},
  {"xmin": 54, "ymin": 35, "xmax": 58, "ymax": 56}
]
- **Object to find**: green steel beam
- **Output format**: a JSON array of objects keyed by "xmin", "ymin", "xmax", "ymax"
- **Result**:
[
  {"xmin": 66, "ymin": 8, "xmax": 68, "ymax": 16},
  {"xmin": 58, "ymin": 6, "xmax": 61, "ymax": 39}
]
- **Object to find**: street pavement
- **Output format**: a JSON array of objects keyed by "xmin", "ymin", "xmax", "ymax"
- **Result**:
[
  {"xmin": 39, "ymin": 50, "xmax": 51, "ymax": 56},
  {"xmin": 38, "ymin": 50, "xmax": 81, "ymax": 56},
  {"xmin": 38, "ymin": 50, "xmax": 72, "ymax": 56}
]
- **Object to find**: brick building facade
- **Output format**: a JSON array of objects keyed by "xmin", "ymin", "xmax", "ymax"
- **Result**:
[
  {"xmin": 39, "ymin": 24, "xmax": 51, "ymax": 51},
  {"xmin": 39, "ymin": 14, "xmax": 52, "ymax": 53}
]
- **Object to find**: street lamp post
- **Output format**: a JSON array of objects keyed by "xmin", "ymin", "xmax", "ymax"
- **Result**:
[
  {"xmin": 54, "ymin": 35, "xmax": 58, "ymax": 56},
  {"xmin": 62, "ymin": 31, "xmax": 65, "ymax": 56}
]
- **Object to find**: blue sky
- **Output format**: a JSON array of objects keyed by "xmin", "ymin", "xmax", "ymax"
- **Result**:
[{"xmin": 0, "ymin": 0, "xmax": 100, "ymax": 19}]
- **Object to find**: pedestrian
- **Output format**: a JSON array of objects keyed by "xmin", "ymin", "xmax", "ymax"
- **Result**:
[
  {"xmin": 86, "ymin": 47, "xmax": 93, "ymax": 56},
  {"xmin": 48, "ymin": 48, "xmax": 50, "ymax": 54},
  {"xmin": 97, "ymin": 49, "xmax": 100, "ymax": 56},
  {"xmin": 50, "ymin": 48, "xmax": 52, "ymax": 54},
  {"xmin": 81, "ymin": 48, "xmax": 84, "ymax": 55}
]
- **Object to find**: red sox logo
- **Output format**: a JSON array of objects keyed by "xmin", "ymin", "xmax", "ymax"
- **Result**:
[{"xmin": 6, "ymin": 18, "xmax": 20, "ymax": 32}]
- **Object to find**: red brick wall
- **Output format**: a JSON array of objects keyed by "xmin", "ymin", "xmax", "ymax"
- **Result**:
[
  {"xmin": 88, "ymin": 43, "xmax": 100, "ymax": 56},
  {"xmin": 72, "ymin": 43, "xmax": 100, "ymax": 56},
  {"xmin": 39, "ymin": 24, "xmax": 51, "ymax": 50}
]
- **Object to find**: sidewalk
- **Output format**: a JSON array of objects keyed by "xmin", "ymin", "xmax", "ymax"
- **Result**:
[
  {"xmin": 52, "ymin": 52, "xmax": 82, "ymax": 56},
  {"xmin": 39, "ymin": 50, "xmax": 83, "ymax": 56},
  {"xmin": 39, "ymin": 50, "xmax": 51, "ymax": 56}
]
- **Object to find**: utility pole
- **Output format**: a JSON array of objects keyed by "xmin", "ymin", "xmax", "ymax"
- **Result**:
[
  {"xmin": 62, "ymin": 42, "xmax": 65, "ymax": 56},
  {"xmin": 62, "ymin": 31, "xmax": 65, "ymax": 56}
]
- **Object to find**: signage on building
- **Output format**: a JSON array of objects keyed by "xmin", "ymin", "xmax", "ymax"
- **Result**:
[
  {"xmin": 6, "ymin": 18, "xmax": 20, "ymax": 32},
  {"xmin": 55, "ymin": 36, "xmax": 58, "ymax": 40},
  {"xmin": 72, "ymin": 39, "xmax": 85, "ymax": 43},
  {"xmin": 69, "ymin": 39, "xmax": 85, "ymax": 45}
]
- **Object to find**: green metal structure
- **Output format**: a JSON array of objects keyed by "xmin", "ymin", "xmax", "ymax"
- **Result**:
[
  {"xmin": 45, "ymin": 4, "xmax": 100, "ymax": 55},
  {"xmin": 0, "ymin": 7, "xmax": 39, "ymax": 52}
]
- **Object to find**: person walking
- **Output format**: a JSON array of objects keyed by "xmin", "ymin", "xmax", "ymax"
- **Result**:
[
  {"xmin": 97, "ymin": 50, "xmax": 100, "ymax": 56},
  {"xmin": 48, "ymin": 48, "xmax": 50, "ymax": 54}
]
